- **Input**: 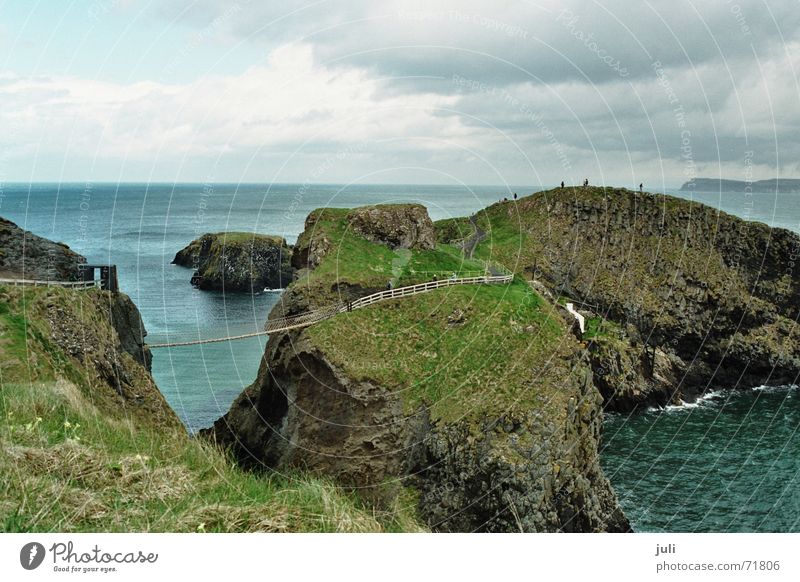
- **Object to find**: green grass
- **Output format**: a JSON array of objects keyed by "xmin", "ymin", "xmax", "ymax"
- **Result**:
[
  {"xmin": 307, "ymin": 278, "xmax": 571, "ymax": 422},
  {"xmin": 433, "ymin": 217, "xmax": 472, "ymax": 244},
  {"xmin": 0, "ymin": 381, "xmax": 423, "ymax": 532},
  {"xmin": 198, "ymin": 232, "xmax": 286, "ymax": 245},
  {"xmin": 0, "ymin": 285, "xmax": 424, "ymax": 532},
  {"xmin": 290, "ymin": 204, "xmax": 581, "ymax": 423},
  {"xmin": 583, "ymin": 315, "xmax": 622, "ymax": 341},
  {"xmin": 294, "ymin": 207, "xmax": 490, "ymax": 306}
]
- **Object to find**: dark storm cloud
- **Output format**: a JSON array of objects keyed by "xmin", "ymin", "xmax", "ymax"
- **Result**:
[
  {"xmin": 148, "ymin": 0, "xmax": 800, "ymax": 182},
  {"xmin": 155, "ymin": 0, "xmax": 800, "ymax": 86}
]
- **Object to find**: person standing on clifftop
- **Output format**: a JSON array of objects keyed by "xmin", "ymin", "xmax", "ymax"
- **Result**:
[
  {"xmin": 561, "ymin": 181, "xmax": 565, "ymax": 188},
  {"xmin": 639, "ymin": 183, "xmax": 643, "ymax": 193},
  {"xmin": 513, "ymin": 192, "xmax": 517, "ymax": 200}
]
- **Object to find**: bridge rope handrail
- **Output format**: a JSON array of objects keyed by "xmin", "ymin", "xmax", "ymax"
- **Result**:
[
  {"xmin": 0, "ymin": 277, "xmax": 100, "ymax": 289},
  {"xmin": 147, "ymin": 273, "xmax": 513, "ymax": 349}
]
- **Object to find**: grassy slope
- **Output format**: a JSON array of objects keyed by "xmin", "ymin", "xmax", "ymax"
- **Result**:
[
  {"xmin": 298, "ymin": 206, "xmax": 577, "ymax": 423},
  {"xmin": 0, "ymin": 285, "xmax": 421, "ymax": 532},
  {"xmin": 297, "ymin": 207, "xmax": 487, "ymax": 289},
  {"xmin": 453, "ymin": 187, "xmax": 745, "ymax": 323}
]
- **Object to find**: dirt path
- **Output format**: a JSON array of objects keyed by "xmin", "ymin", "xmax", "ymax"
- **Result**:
[{"xmin": 462, "ymin": 214, "xmax": 486, "ymax": 259}]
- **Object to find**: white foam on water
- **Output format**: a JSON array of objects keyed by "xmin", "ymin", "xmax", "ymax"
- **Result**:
[
  {"xmin": 751, "ymin": 383, "xmax": 798, "ymax": 393},
  {"xmin": 659, "ymin": 388, "xmax": 727, "ymax": 412}
]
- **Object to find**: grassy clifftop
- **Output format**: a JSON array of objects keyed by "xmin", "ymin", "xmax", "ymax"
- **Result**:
[
  {"xmin": 0, "ymin": 285, "xmax": 421, "ymax": 532},
  {"xmin": 446, "ymin": 186, "xmax": 800, "ymax": 392},
  {"xmin": 210, "ymin": 203, "xmax": 628, "ymax": 531},
  {"xmin": 287, "ymin": 204, "xmax": 575, "ymax": 422}
]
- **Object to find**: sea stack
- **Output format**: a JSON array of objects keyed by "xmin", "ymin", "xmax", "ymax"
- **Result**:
[{"xmin": 172, "ymin": 232, "xmax": 294, "ymax": 292}]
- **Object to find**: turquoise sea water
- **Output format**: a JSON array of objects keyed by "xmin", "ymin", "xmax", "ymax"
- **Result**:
[
  {"xmin": 601, "ymin": 386, "xmax": 800, "ymax": 532},
  {"xmin": 0, "ymin": 182, "xmax": 515, "ymax": 431},
  {"xmin": 1, "ymin": 181, "xmax": 798, "ymax": 531}
]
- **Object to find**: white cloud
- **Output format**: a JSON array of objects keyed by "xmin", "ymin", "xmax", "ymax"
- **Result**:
[
  {"xmin": 3, "ymin": 1, "xmax": 800, "ymax": 184},
  {"xmin": 0, "ymin": 44, "xmax": 468, "ymax": 180}
]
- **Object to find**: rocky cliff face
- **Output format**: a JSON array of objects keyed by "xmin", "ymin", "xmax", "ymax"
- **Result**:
[
  {"xmin": 347, "ymin": 204, "xmax": 436, "ymax": 250},
  {"xmin": 0, "ymin": 217, "xmax": 85, "ymax": 280},
  {"xmin": 172, "ymin": 232, "xmax": 293, "ymax": 292},
  {"xmin": 409, "ymin": 353, "xmax": 629, "ymax": 532},
  {"xmin": 204, "ymin": 203, "xmax": 630, "ymax": 532},
  {"xmin": 1, "ymin": 283, "xmax": 178, "ymax": 430},
  {"xmin": 206, "ymin": 330, "xmax": 629, "ymax": 532},
  {"xmin": 474, "ymin": 187, "xmax": 800, "ymax": 408}
]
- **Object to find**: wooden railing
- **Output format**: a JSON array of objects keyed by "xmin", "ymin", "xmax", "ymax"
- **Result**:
[
  {"xmin": 148, "ymin": 273, "xmax": 513, "ymax": 349},
  {"xmin": 348, "ymin": 274, "xmax": 512, "ymax": 310}
]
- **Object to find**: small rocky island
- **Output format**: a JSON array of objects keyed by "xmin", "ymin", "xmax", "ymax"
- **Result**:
[
  {"xmin": 204, "ymin": 202, "xmax": 631, "ymax": 533},
  {"xmin": 172, "ymin": 232, "xmax": 294, "ymax": 292}
]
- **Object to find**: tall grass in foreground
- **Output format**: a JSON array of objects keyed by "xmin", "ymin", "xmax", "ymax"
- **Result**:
[{"xmin": 0, "ymin": 379, "xmax": 423, "ymax": 532}]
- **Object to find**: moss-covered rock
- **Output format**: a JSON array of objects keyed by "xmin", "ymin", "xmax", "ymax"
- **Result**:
[
  {"xmin": 205, "ymin": 203, "xmax": 630, "ymax": 532},
  {"xmin": 172, "ymin": 232, "xmax": 293, "ymax": 292},
  {"xmin": 347, "ymin": 204, "xmax": 436, "ymax": 250},
  {"xmin": 0, "ymin": 285, "xmax": 179, "ymax": 430},
  {"xmin": 462, "ymin": 187, "xmax": 800, "ymax": 404}
]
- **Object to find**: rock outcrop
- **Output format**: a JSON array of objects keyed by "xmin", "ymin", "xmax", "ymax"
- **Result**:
[
  {"xmin": 408, "ymin": 354, "xmax": 629, "ymax": 532},
  {"xmin": 478, "ymin": 187, "xmax": 800, "ymax": 409},
  {"xmin": 172, "ymin": 232, "xmax": 293, "ymax": 292},
  {"xmin": 206, "ymin": 330, "xmax": 629, "ymax": 532},
  {"xmin": 291, "ymin": 204, "xmax": 436, "ymax": 274},
  {"xmin": 0, "ymin": 217, "xmax": 85, "ymax": 280},
  {"xmin": 204, "ymin": 203, "xmax": 630, "ymax": 532},
  {"xmin": 347, "ymin": 204, "xmax": 436, "ymax": 250}
]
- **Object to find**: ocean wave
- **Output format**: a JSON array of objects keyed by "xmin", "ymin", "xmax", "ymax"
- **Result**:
[
  {"xmin": 655, "ymin": 384, "xmax": 798, "ymax": 413},
  {"xmin": 751, "ymin": 383, "xmax": 799, "ymax": 393},
  {"xmin": 659, "ymin": 388, "xmax": 727, "ymax": 412}
]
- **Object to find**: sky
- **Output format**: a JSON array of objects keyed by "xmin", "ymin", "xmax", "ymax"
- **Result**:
[{"xmin": 0, "ymin": 0, "xmax": 798, "ymax": 187}]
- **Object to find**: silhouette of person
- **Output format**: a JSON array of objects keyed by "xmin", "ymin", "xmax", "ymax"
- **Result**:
[
  {"xmin": 513, "ymin": 192, "xmax": 517, "ymax": 200},
  {"xmin": 639, "ymin": 183, "xmax": 643, "ymax": 193},
  {"xmin": 560, "ymin": 181, "xmax": 565, "ymax": 189}
]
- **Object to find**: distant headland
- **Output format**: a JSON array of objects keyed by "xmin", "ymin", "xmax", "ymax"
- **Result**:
[{"xmin": 681, "ymin": 178, "xmax": 800, "ymax": 193}]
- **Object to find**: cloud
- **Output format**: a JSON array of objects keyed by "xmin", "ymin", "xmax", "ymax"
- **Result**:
[
  {"xmin": 0, "ymin": 44, "xmax": 472, "ymax": 182},
  {"xmin": 152, "ymin": 0, "xmax": 800, "ymax": 88},
  {"xmin": 4, "ymin": 0, "xmax": 800, "ymax": 184}
]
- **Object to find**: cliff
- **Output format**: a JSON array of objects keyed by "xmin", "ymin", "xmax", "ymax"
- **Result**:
[
  {"xmin": 0, "ymin": 222, "xmax": 424, "ymax": 532},
  {"xmin": 0, "ymin": 285, "xmax": 180, "ymax": 431},
  {"xmin": 205, "ymin": 204, "xmax": 630, "ymax": 532},
  {"xmin": 0, "ymin": 217, "xmax": 85, "ymax": 280},
  {"xmin": 449, "ymin": 186, "xmax": 800, "ymax": 409},
  {"xmin": 172, "ymin": 232, "xmax": 293, "ymax": 292}
]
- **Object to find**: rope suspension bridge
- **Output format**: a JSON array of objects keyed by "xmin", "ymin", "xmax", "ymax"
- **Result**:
[
  {"xmin": 0, "ymin": 277, "xmax": 100, "ymax": 289},
  {"xmin": 145, "ymin": 272, "xmax": 513, "ymax": 349}
]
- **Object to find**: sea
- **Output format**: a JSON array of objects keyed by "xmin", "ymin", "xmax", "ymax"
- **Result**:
[{"xmin": 1, "ymin": 181, "xmax": 798, "ymax": 532}]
